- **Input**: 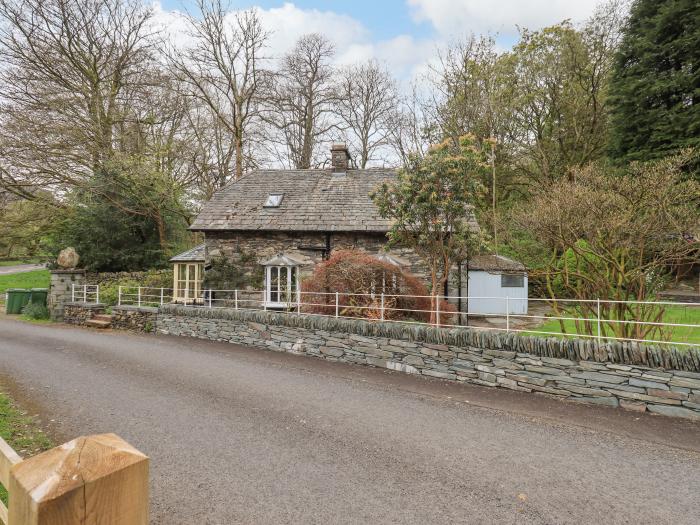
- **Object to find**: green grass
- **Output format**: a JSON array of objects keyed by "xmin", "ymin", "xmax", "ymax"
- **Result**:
[
  {"xmin": 0, "ymin": 391, "xmax": 53, "ymax": 505},
  {"xmin": 530, "ymin": 305, "xmax": 700, "ymax": 346},
  {"xmin": 0, "ymin": 269, "xmax": 50, "ymax": 298}
]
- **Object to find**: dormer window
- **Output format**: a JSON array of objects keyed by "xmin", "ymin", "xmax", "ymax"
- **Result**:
[{"xmin": 264, "ymin": 193, "xmax": 283, "ymax": 207}]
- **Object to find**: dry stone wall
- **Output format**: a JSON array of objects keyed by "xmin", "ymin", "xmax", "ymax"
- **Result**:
[
  {"xmin": 111, "ymin": 305, "xmax": 158, "ymax": 332},
  {"xmin": 157, "ymin": 305, "xmax": 700, "ymax": 421},
  {"xmin": 64, "ymin": 302, "xmax": 105, "ymax": 325}
]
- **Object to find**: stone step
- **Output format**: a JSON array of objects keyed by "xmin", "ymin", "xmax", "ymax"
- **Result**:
[
  {"xmin": 93, "ymin": 314, "xmax": 114, "ymax": 323},
  {"xmin": 85, "ymin": 319, "xmax": 111, "ymax": 329}
]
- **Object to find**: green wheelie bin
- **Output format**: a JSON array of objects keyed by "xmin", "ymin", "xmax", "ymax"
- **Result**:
[
  {"xmin": 5, "ymin": 288, "xmax": 31, "ymax": 314},
  {"xmin": 29, "ymin": 288, "xmax": 49, "ymax": 307}
]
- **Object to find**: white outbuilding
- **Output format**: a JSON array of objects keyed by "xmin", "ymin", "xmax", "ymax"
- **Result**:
[{"xmin": 461, "ymin": 255, "xmax": 528, "ymax": 316}]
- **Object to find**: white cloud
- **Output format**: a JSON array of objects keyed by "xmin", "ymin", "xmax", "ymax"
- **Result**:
[
  {"xmin": 258, "ymin": 2, "xmax": 369, "ymax": 56},
  {"xmin": 151, "ymin": 1, "xmax": 436, "ymax": 83},
  {"xmin": 152, "ymin": 0, "xmax": 606, "ymax": 88},
  {"xmin": 407, "ymin": 0, "xmax": 602, "ymax": 39}
]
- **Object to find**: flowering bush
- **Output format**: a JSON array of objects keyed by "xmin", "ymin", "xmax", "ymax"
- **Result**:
[{"xmin": 300, "ymin": 249, "xmax": 455, "ymax": 323}]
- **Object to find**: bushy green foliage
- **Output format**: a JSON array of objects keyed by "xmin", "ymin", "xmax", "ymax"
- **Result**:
[
  {"xmin": 96, "ymin": 269, "xmax": 173, "ymax": 306},
  {"xmin": 45, "ymin": 158, "xmax": 191, "ymax": 272},
  {"xmin": 372, "ymin": 135, "xmax": 487, "ymax": 314},
  {"xmin": 21, "ymin": 301, "xmax": 49, "ymax": 320},
  {"xmin": 608, "ymin": 0, "xmax": 700, "ymax": 164}
]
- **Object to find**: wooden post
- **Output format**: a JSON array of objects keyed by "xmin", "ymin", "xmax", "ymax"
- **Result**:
[{"xmin": 9, "ymin": 433, "xmax": 149, "ymax": 525}]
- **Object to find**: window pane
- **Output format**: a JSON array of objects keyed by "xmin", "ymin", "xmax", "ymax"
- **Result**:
[
  {"xmin": 290, "ymin": 267, "xmax": 297, "ymax": 291},
  {"xmin": 501, "ymin": 274, "xmax": 524, "ymax": 288},
  {"xmin": 270, "ymin": 267, "xmax": 279, "ymax": 302}
]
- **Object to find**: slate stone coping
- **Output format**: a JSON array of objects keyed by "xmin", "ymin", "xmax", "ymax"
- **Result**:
[{"xmin": 159, "ymin": 304, "xmax": 700, "ymax": 372}]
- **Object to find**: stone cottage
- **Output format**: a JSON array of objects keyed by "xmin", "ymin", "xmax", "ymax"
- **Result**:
[{"xmin": 187, "ymin": 144, "xmax": 526, "ymax": 313}]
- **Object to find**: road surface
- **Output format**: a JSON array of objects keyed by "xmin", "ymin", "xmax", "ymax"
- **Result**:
[
  {"xmin": 0, "ymin": 263, "xmax": 45, "ymax": 275},
  {"xmin": 1, "ymin": 317, "xmax": 699, "ymax": 524}
]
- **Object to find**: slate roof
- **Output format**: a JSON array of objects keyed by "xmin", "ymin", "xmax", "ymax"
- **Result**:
[
  {"xmin": 190, "ymin": 169, "xmax": 396, "ymax": 232},
  {"xmin": 191, "ymin": 166, "xmax": 485, "ymax": 234},
  {"xmin": 169, "ymin": 244, "xmax": 205, "ymax": 262},
  {"xmin": 467, "ymin": 254, "xmax": 526, "ymax": 273},
  {"xmin": 190, "ymin": 169, "xmax": 397, "ymax": 232}
]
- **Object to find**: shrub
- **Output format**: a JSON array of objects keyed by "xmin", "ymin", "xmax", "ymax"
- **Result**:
[
  {"xmin": 22, "ymin": 301, "xmax": 49, "ymax": 320},
  {"xmin": 300, "ymin": 249, "xmax": 456, "ymax": 323}
]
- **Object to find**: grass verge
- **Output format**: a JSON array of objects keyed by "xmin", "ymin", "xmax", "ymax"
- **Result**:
[
  {"xmin": 0, "ymin": 269, "xmax": 50, "ymax": 306},
  {"xmin": 0, "ymin": 391, "xmax": 53, "ymax": 505},
  {"xmin": 529, "ymin": 305, "xmax": 700, "ymax": 346}
]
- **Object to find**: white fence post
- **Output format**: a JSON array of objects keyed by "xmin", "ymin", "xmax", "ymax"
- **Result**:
[
  {"xmin": 234, "ymin": 290, "xmax": 238, "ymax": 310},
  {"xmin": 506, "ymin": 296, "xmax": 510, "ymax": 332},
  {"xmin": 137, "ymin": 287, "xmax": 141, "ymax": 307},
  {"xmin": 335, "ymin": 291, "xmax": 339, "ymax": 318},
  {"xmin": 296, "ymin": 290, "xmax": 300, "ymax": 315},
  {"xmin": 71, "ymin": 284, "xmax": 75, "ymax": 303},
  {"xmin": 160, "ymin": 287, "xmax": 164, "ymax": 306},
  {"xmin": 380, "ymin": 293, "xmax": 385, "ymax": 321},
  {"xmin": 95, "ymin": 285, "xmax": 99, "ymax": 305},
  {"xmin": 597, "ymin": 298, "xmax": 602, "ymax": 345},
  {"xmin": 118, "ymin": 286, "xmax": 122, "ymax": 306},
  {"xmin": 208, "ymin": 289, "xmax": 212, "ymax": 308},
  {"xmin": 83, "ymin": 285, "xmax": 87, "ymax": 303}
]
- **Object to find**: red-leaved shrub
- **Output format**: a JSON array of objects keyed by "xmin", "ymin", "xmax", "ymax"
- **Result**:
[{"xmin": 300, "ymin": 249, "xmax": 455, "ymax": 324}]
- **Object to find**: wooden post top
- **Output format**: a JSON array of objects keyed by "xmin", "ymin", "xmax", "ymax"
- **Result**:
[{"xmin": 9, "ymin": 433, "xmax": 149, "ymax": 525}]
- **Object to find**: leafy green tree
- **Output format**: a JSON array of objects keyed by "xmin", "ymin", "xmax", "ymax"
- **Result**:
[
  {"xmin": 47, "ymin": 160, "xmax": 191, "ymax": 271},
  {"xmin": 608, "ymin": 0, "xmax": 700, "ymax": 163},
  {"xmin": 372, "ymin": 135, "xmax": 487, "ymax": 322}
]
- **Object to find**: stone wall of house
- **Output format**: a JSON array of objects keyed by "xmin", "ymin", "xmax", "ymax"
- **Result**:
[
  {"xmin": 204, "ymin": 230, "xmax": 431, "ymax": 286},
  {"xmin": 64, "ymin": 302, "xmax": 105, "ymax": 325},
  {"xmin": 111, "ymin": 305, "xmax": 158, "ymax": 332},
  {"xmin": 49, "ymin": 270, "xmax": 86, "ymax": 321},
  {"xmin": 156, "ymin": 305, "xmax": 700, "ymax": 421}
]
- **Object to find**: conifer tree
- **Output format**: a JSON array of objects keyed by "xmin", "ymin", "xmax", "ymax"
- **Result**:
[{"xmin": 608, "ymin": 0, "xmax": 700, "ymax": 163}]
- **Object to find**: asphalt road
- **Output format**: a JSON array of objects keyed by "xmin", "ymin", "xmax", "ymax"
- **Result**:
[
  {"xmin": 0, "ymin": 263, "xmax": 45, "ymax": 275},
  {"xmin": 1, "ymin": 317, "xmax": 699, "ymax": 524}
]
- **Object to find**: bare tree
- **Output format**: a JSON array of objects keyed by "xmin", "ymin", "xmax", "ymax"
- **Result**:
[
  {"xmin": 168, "ymin": 1, "xmax": 268, "ymax": 182},
  {"xmin": 386, "ymin": 84, "xmax": 437, "ymax": 167},
  {"xmin": 335, "ymin": 61, "xmax": 398, "ymax": 168},
  {"xmin": 0, "ymin": 0, "xmax": 154, "ymax": 196},
  {"xmin": 262, "ymin": 33, "xmax": 337, "ymax": 169}
]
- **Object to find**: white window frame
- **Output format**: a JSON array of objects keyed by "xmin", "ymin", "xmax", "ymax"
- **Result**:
[
  {"xmin": 265, "ymin": 265, "xmax": 299, "ymax": 308},
  {"xmin": 173, "ymin": 263, "xmax": 204, "ymax": 302}
]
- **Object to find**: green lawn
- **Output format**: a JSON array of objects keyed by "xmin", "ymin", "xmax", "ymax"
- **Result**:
[
  {"xmin": 530, "ymin": 305, "xmax": 700, "ymax": 346},
  {"xmin": 0, "ymin": 391, "xmax": 53, "ymax": 505},
  {"xmin": 0, "ymin": 269, "xmax": 50, "ymax": 299}
]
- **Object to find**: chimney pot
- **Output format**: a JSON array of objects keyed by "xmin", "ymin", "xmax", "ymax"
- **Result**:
[{"xmin": 331, "ymin": 143, "xmax": 350, "ymax": 172}]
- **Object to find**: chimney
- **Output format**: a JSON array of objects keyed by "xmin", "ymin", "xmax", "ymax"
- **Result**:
[{"xmin": 330, "ymin": 143, "xmax": 350, "ymax": 172}]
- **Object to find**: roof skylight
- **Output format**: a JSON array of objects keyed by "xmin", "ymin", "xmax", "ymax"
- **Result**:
[{"xmin": 263, "ymin": 193, "xmax": 283, "ymax": 207}]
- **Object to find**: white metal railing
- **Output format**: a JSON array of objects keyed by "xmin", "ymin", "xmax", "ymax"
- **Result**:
[
  {"xmin": 114, "ymin": 286, "xmax": 700, "ymax": 348},
  {"xmin": 71, "ymin": 284, "xmax": 100, "ymax": 304}
]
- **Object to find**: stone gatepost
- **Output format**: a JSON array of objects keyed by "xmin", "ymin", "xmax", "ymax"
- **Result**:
[{"xmin": 48, "ymin": 269, "xmax": 85, "ymax": 321}]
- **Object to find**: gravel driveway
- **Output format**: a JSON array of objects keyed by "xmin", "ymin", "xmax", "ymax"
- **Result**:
[{"xmin": 1, "ymin": 317, "xmax": 699, "ymax": 524}]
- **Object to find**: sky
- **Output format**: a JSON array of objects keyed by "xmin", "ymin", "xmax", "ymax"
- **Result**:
[{"xmin": 155, "ymin": 0, "xmax": 606, "ymax": 82}]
